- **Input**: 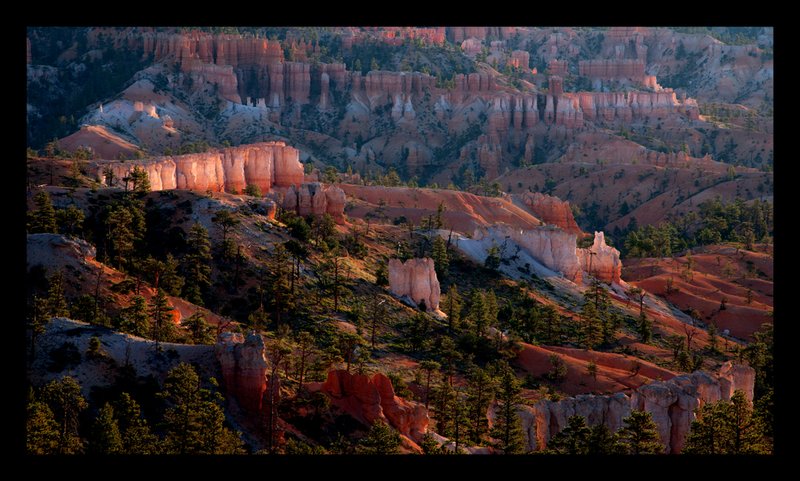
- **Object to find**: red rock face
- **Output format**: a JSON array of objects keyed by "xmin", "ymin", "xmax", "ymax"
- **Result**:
[
  {"xmin": 577, "ymin": 231, "xmax": 622, "ymax": 284},
  {"xmin": 579, "ymin": 59, "xmax": 646, "ymax": 79},
  {"xmin": 518, "ymin": 192, "xmax": 581, "ymax": 234},
  {"xmin": 388, "ymin": 258, "xmax": 440, "ymax": 311},
  {"xmin": 318, "ymin": 370, "xmax": 429, "ymax": 442},
  {"xmin": 93, "ymin": 141, "xmax": 303, "ymax": 194},
  {"xmin": 522, "ymin": 364, "xmax": 755, "ymax": 453},
  {"xmin": 282, "ymin": 182, "xmax": 346, "ymax": 224},
  {"xmin": 215, "ymin": 332, "xmax": 269, "ymax": 415}
]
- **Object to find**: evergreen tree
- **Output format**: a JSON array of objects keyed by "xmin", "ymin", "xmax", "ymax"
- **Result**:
[
  {"xmin": 491, "ymin": 362, "xmax": 526, "ymax": 454},
  {"xmin": 26, "ymin": 401, "xmax": 60, "ymax": 454},
  {"xmin": 29, "ymin": 190, "xmax": 57, "ymax": 233},
  {"xmin": 159, "ymin": 254, "xmax": 184, "ymax": 296},
  {"xmin": 356, "ymin": 421, "xmax": 401, "ymax": 454},
  {"xmin": 468, "ymin": 289, "xmax": 487, "ymax": 337},
  {"xmin": 45, "ymin": 271, "xmax": 70, "ymax": 318},
  {"xmin": 182, "ymin": 223, "xmax": 213, "ymax": 306},
  {"xmin": 683, "ymin": 390, "xmax": 770, "ymax": 454},
  {"xmin": 580, "ymin": 300, "xmax": 603, "ymax": 349},
  {"xmin": 28, "ymin": 295, "xmax": 50, "ymax": 360},
  {"xmin": 637, "ymin": 311, "xmax": 652, "ymax": 343},
  {"xmin": 184, "ymin": 312, "xmax": 214, "ymax": 344},
  {"xmin": 587, "ymin": 423, "xmax": 625, "ymax": 454},
  {"xmin": 432, "ymin": 236, "xmax": 449, "ymax": 279},
  {"xmin": 89, "ymin": 403, "xmax": 123, "ymax": 454},
  {"xmin": 159, "ymin": 363, "xmax": 244, "ymax": 454},
  {"xmin": 119, "ymin": 295, "xmax": 149, "ymax": 337},
  {"xmin": 129, "ymin": 166, "xmax": 151, "ymax": 194},
  {"xmin": 484, "ymin": 290, "xmax": 499, "ymax": 328},
  {"xmin": 619, "ymin": 410, "xmax": 663, "ymax": 454},
  {"xmin": 114, "ymin": 392, "xmax": 160, "ymax": 454},
  {"xmin": 546, "ymin": 415, "xmax": 591, "ymax": 454},
  {"xmin": 466, "ymin": 366, "xmax": 494, "ymax": 445},
  {"xmin": 105, "ymin": 205, "xmax": 135, "ymax": 269},
  {"xmin": 212, "ymin": 209, "xmax": 240, "ymax": 259},
  {"xmin": 444, "ymin": 284, "xmax": 462, "ymax": 332},
  {"xmin": 149, "ymin": 289, "xmax": 175, "ymax": 344},
  {"xmin": 419, "ymin": 360, "xmax": 441, "ymax": 410},
  {"xmin": 56, "ymin": 205, "xmax": 85, "ymax": 237},
  {"xmin": 374, "ymin": 260, "xmax": 389, "ymax": 287},
  {"xmin": 41, "ymin": 376, "xmax": 88, "ymax": 454}
]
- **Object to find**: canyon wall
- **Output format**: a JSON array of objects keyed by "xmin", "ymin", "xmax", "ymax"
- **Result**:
[
  {"xmin": 94, "ymin": 141, "xmax": 304, "ymax": 194},
  {"xmin": 282, "ymin": 182, "xmax": 347, "ymax": 224},
  {"xmin": 520, "ymin": 362, "xmax": 755, "ymax": 454},
  {"xmin": 517, "ymin": 192, "xmax": 581, "ymax": 234},
  {"xmin": 577, "ymin": 231, "xmax": 622, "ymax": 283},
  {"xmin": 388, "ymin": 258, "xmax": 441, "ymax": 311}
]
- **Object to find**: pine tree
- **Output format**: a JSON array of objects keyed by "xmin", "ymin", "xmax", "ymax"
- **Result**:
[
  {"xmin": 484, "ymin": 289, "xmax": 499, "ymax": 328},
  {"xmin": 374, "ymin": 260, "xmax": 389, "ymax": 287},
  {"xmin": 619, "ymin": 410, "xmax": 663, "ymax": 454},
  {"xmin": 182, "ymin": 223, "xmax": 212, "ymax": 306},
  {"xmin": 184, "ymin": 312, "xmax": 214, "ymax": 344},
  {"xmin": 587, "ymin": 423, "xmax": 625, "ymax": 454},
  {"xmin": 468, "ymin": 289, "xmax": 486, "ymax": 337},
  {"xmin": 41, "ymin": 376, "xmax": 88, "ymax": 454},
  {"xmin": 466, "ymin": 366, "xmax": 495, "ymax": 445},
  {"xmin": 580, "ymin": 299, "xmax": 603, "ymax": 349},
  {"xmin": 444, "ymin": 284, "xmax": 462, "ymax": 332},
  {"xmin": 105, "ymin": 205, "xmax": 135, "ymax": 269},
  {"xmin": 89, "ymin": 403, "xmax": 123, "ymax": 454},
  {"xmin": 119, "ymin": 295, "xmax": 149, "ymax": 337},
  {"xmin": 149, "ymin": 289, "xmax": 175, "ymax": 344},
  {"xmin": 160, "ymin": 363, "xmax": 244, "ymax": 454},
  {"xmin": 29, "ymin": 190, "xmax": 57, "ymax": 233},
  {"xmin": 160, "ymin": 254, "xmax": 184, "ymax": 296},
  {"xmin": 546, "ymin": 415, "xmax": 591, "ymax": 454},
  {"xmin": 356, "ymin": 421, "xmax": 401, "ymax": 454},
  {"xmin": 45, "ymin": 271, "xmax": 70, "ymax": 318},
  {"xmin": 637, "ymin": 311, "xmax": 652, "ymax": 343},
  {"xmin": 419, "ymin": 360, "xmax": 441, "ymax": 410},
  {"xmin": 26, "ymin": 401, "xmax": 60, "ymax": 454},
  {"xmin": 114, "ymin": 392, "xmax": 160, "ymax": 454},
  {"xmin": 129, "ymin": 166, "xmax": 151, "ymax": 194},
  {"xmin": 56, "ymin": 205, "xmax": 85, "ymax": 237},
  {"xmin": 491, "ymin": 362, "xmax": 526, "ymax": 454},
  {"xmin": 28, "ymin": 295, "xmax": 50, "ymax": 360},
  {"xmin": 683, "ymin": 390, "xmax": 770, "ymax": 454},
  {"xmin": 432, "ymin": 236, "xmax": 449, "ymax": 279}
]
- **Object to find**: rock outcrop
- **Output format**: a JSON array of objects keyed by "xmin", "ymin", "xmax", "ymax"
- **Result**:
[
  {"xmin": 473, "ymin": 225, "xmax": 621, "ymax": 284},
  {"xmin": 522, "ymin": 363, "xmax": 755, "ymax": 454},
  {"xmin": 388, "ymin": 258, "xmax": 440, "ymax": 311},
  {"xmin": 317, "ymin": 370, "xmax": 429, "ymax": 442},
  {"xmin": 282, "ymin": 182, "xmax": 346, "ymax": 224},
  {"xmin": 517, "ymin": 192, "xmax": 581, "ymax": 234},
  {"xmin": 94, "ymin": 141, "xmax": 304, "ymax": 193},
  {"xmin": 577, "ymin": 231, "xmax": 622, "ymax": 283},
  {"xmin": 215, "ymin": 332, "xmax": 269, "ymax": 415}
]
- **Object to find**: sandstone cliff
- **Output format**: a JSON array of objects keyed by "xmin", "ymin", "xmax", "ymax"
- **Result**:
[
  {"xmin": 577, "ymin": 231, "xmax": 622, "ymax": 283},
  {"xmin": 215, "ymin": 331, "xmax": 269, "ymax": 415},
  {"xmin": 388, "ymin": 258, "xmax": 440, "ymax": 311},
  {"xmin": 314, "ymin": 369, "xmax": 429, "ymax": 443},
  {"xmin": 94, "ymin": 141, "xmax": 304, "ymax": 194},
  {"xmin": 517, "ymin": 192, "xmax": 581, "ymax": 234},
  {"xmin": 521, "ymin": 362, "xmax": 755, "ymax": 454},
  {"xmin": 282, "ymin": 182, "xmax": 347, "ymax": 224}
]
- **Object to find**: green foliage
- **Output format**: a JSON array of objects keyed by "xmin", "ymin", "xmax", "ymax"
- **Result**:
[
  {"xmin": 374, "ymin": 260, "xmax": 389, "ymax": 287},
  {"xmin": 26, "ymin": 401, "xmax": 60, "ymax": 454},
  {"xmin": 545, "ymin": 354, "xmax": 568, "ymax": 383},
  {"xmin": 484, "ymin": 244, "xmax": 501, "ymax": 271},
  {"xmin": 618, "ymin": 410, "xmax": 663, "ymax": 454},
  {"xmin": 546, "ymin": 415, "xmax": 591, "ymax": 454},
  {"xmin": 443, "ymin": 284, "xmax": 462, "ymax": 331},
  {"xmin": 623, "ymin": 198, "xmax": 773, "ymax": 257},
  {"xmin": 283, "ymin": 212, "xmax": 311, "ymax": 242},
  {"xmin": 244, "ymin": 184, "xmax": 263, "ymax": 197},
  {"xmin": 119, "ymin": 295, "xmax": 149, "ymax": 337},
  {"xmin": 637, "ymin": 311, "xmax": 652, "ymax": 343},
  {"xmin": 44, "ymin": 270, "xmax": 70, "ymax": 319},
  {"xmin": 56, "ymin": 205, "xmax": 85, "ymax": 237},
  {"xmin": 184, "ymin": 312, "xmax": 215, "ymax": 345},
  {"xmin": 128, "ymin": 166, "xmax": 151, "ymax": 194},
  {"xmin": 182, "ymin": 223, "xmax": 212, "ymax": 306},
  {"xmin": 159, "ymin": 363, "xmax": 244, "ymax": 454},
  {"xmin": 40, "ymin": 376, "xmax": 88, "ymax": 454},
  {"xmin": 683, "ymin": 390, "xmax": 770, "ymax": 454},
  {"xmin": 491, "ymin": 362, "xmax": 526, "ymax": 453},
  {"xmin": 356, "ymin": 421, "xmax": 401, "ymax": 454},
  {"xmin": 29, "ymin": 190, "xmax": 57, "ymax": 234},
  {"xmin": 149, "ymin": 289, "xmax": 176, "ymax": 343},
  {"xmin": 89, "ymin": 403, "xmax": 123, "ymax": 454},
  {"xmin": 432, "ymin": 236, "xmax": 449, "ymax": 280},
  {"xmin": 740, "ymin": 323, "xmax": 773, "ymax": 399},
  {"xmin": 114, "ymin": 392, "xmax": 160, "ymax": 454}
]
